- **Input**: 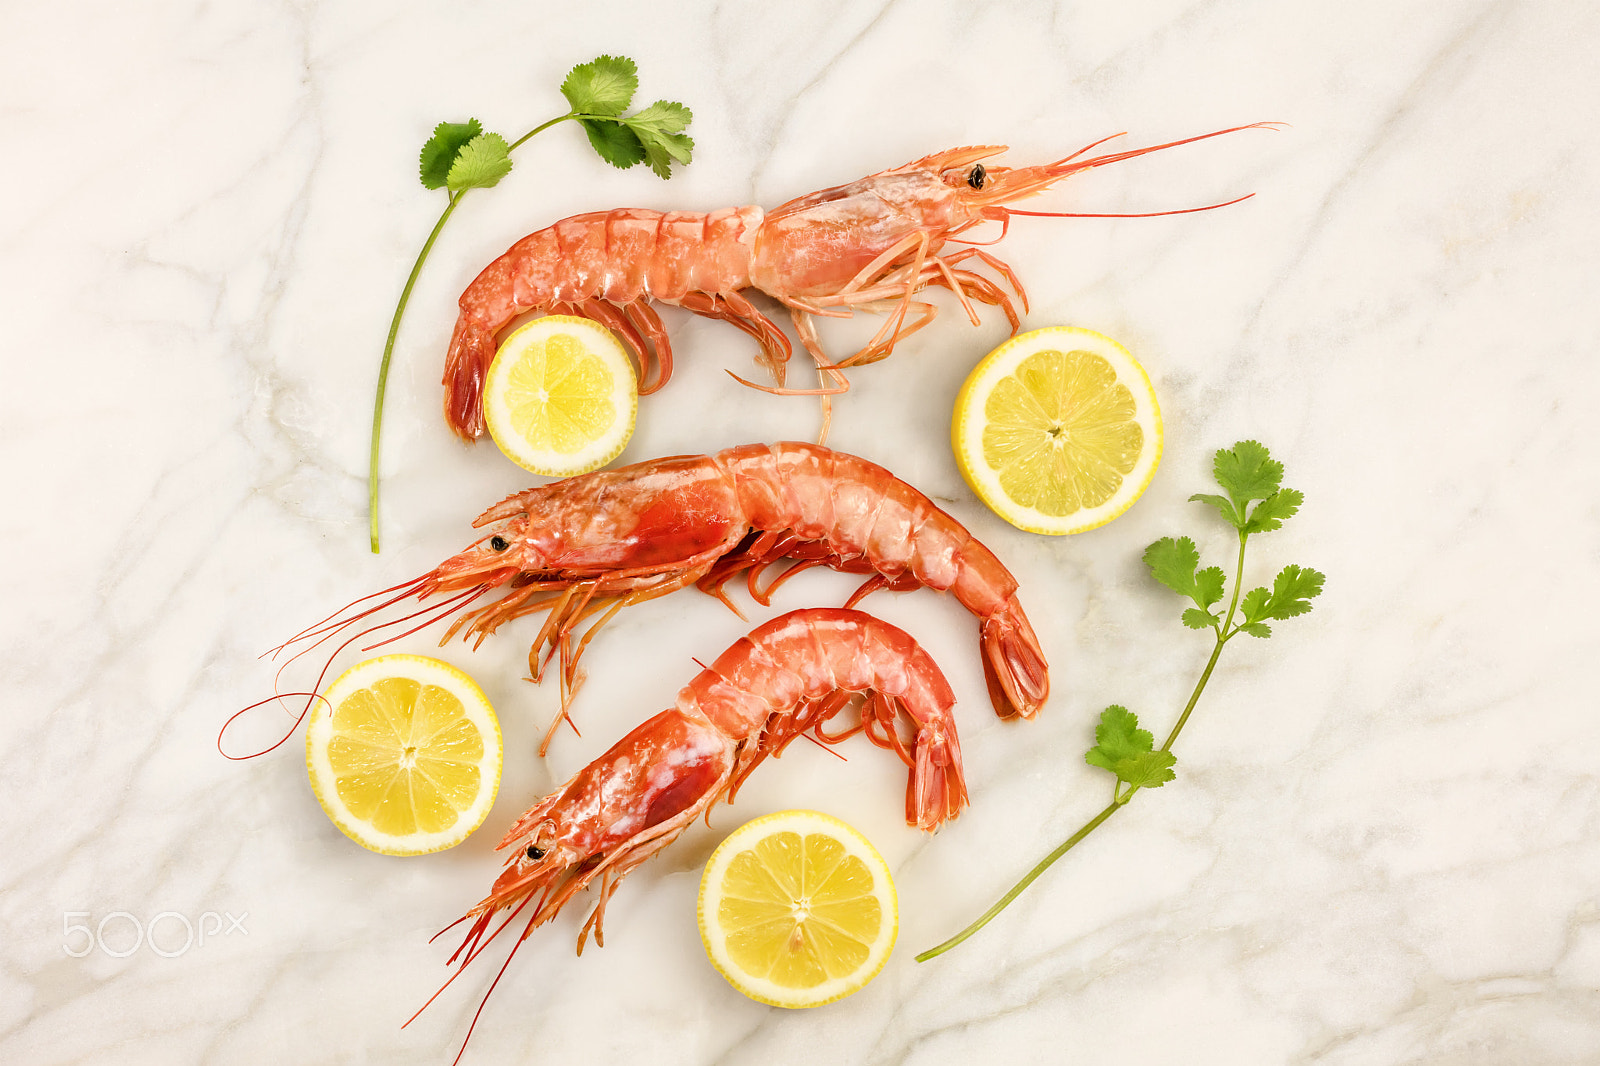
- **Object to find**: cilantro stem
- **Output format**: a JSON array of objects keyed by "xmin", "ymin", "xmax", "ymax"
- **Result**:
[
  {"xmin": 509, "ymin": 113, "xmax": 574, "ymax": 152},
  {"xmin": 917, "ymin": 528, "xmax": 1260, "ymax": 961},
  {"xmin": 914, "ymin": 800, "xmax": 1121, "ymax": 962},
  {"xmin": 1159, "ymin": 532, "xmax": 1247, "ymax": 750},
  {"xmin": 365, "ymin": 105, "xmax": 679, "ymax": 552},
  {"xmin": 367, "ymin": 191, "xmax": 463, "ymax": 552},
  {"xmin": 364, "ymin": 110, "xmax": 580, "ymax": 554}
]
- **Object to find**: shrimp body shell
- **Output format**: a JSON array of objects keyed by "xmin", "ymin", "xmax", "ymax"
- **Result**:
[
  {"xmin": 749, "ymin": 170, "xmax": 966, "ymax": 298},
  {"xmin": 477, "ymin": 205, "xmax": 760, "ymax": 312}
]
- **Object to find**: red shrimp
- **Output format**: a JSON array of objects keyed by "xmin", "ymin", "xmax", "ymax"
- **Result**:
[
  {"xmin": 254, "ymin": 442, "xmax": 1046, "ymax": 758},
  {"xmin": 443, "ymin": 123, "xmax": 1278, "ymax": 439},
  {"xmin": 408, "ymin": 608, "xmax": 965, "ymax": 1061}
]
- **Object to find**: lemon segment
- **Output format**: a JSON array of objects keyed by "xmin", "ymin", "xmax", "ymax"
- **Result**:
[
  {"xmin": 699, "ymin": 810, "xmax": 897, "ymax": 1007},
  {"xmin": 306, "ymin": 654, "xmax": 502, "ymax": 856},
  {"xmin": 483, "ymin": 315, "xmax": 638, "ymax": 477},
  {"xmin": 952, "ymin": 326, "xmax": 1162, "ymax": 535}
]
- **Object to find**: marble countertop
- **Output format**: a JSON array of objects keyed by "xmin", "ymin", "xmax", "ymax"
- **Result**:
[{"xmin": 6, "ymin": 2, "xmax": 1598, "ymax": 1062}]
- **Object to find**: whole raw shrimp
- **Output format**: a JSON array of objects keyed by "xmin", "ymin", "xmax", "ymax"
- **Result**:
[
  {"xmin": 407, "ymin": 608, "xmax": 966, "ymax": 1061},
  {"xmin": 443, "ymin": 122, "xmax": 1277, "ymax": 440},
  {"xmin": 255, "ymin": 442, "xmax": 1046, "ymax": 757}
]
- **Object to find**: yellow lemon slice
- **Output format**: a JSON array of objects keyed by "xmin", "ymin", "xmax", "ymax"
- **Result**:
[
  {"xmin": 952, "ymin": 326, "xmax": 1162, "ymax": 535},
  {"xmin": 483, "ymin": 315, "xmax": 638, "ymax": 477},
  {"xmin": 698, "ymin": 810, "xmax": 897, "ymax": 1008},
  {"xmin": 306, "ymin": 654, "xmax": 502, "ymax": 856}
]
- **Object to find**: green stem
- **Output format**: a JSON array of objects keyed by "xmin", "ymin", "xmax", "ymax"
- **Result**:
[
  {"xmin": 916, "ymin": 530, "xmax": 1257, "ymax": 961},
  {"xmin": 914, "ymin": 800, "xmax": 1121, "ymax": 962},
  {"xmin": 1160, "ymin": 532, "xmax": 1247, "ymax": 751},
  {"xmin": 509, "ymin": 113, "xmax": 572, "ymax": 152},
  {"xmin": 367, "ymin": 191, "xmax": 463, "ymax": 552},
  {"xmin": 366, "ymin": 109, "xmax": 589, "ymax": 553}
]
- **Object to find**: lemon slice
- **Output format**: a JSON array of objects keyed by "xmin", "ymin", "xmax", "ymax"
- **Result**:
[
  {"xmin": 306, "ymin": 654, "xmax": 502, "ymax": 856},
  {"xmin": 952, "ymin": 326, "xmax": 1162, "ymax": 535},
  {"xmin": 698, "ymin": 810, "xmax": 897, "ymax": 1007},
  {"xmin": 483, "ymin": 315, "xmax": 638, "ymax": 477}
]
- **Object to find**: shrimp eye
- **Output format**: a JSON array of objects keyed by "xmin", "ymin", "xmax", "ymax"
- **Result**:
[
  {"xmin": 489, "ymin": 535, "xmax": 510, "ymax": 552},
  {"xmin": 525, "ymin": 844, "xmax": 546, "ymax": 862},
  {"xmin": 967, "ymin": 164, "xmax": 986, "ymax": 190}
]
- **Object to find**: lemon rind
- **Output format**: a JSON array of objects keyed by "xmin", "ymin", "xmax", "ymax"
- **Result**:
[
  {"xmin": 306, "ymin": 654, "xmax": 503, "ymax": 857},
  {"xmin": 698, "ymin": 809, "xmax": 898, "ymax": 1008},
  {"xmin": 952, "ymin": 326, "xmax": 1163, "ymax": 536}
]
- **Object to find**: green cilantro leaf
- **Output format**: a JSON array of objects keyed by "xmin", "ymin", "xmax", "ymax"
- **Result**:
[
  {"xmin": 1145, "ymin": 538, "xmax": 1226, "ymax": 612},
  {"xmin": 1087, "ymin": 706, "xmax": 1151, "ymax": 764},
  {"xmin": 1190, "ymin": 491, "xmax": 1242, "ymax": 530},
  {"xmin": 580, "ymin": 118, "xmax": 647, "ymax": 169},
  {"xmin": 1183, "ymin": 607, "xmax": 1219, "ymax": 629},
  {"xmin": 1117, "ymin": 749, "xmax": 1179, "ymax": 790},
  {"xmin": 445, "ymin": 132, "xmax": 512, "ymax": 193},
  {"xmin": 419, "ymin": 119, "xmax": 482, "ymax": 190},
  {"xmin": 1195, "ymin": 566, "xmax": 1225, "ymax": 607},
  {"xmin": 561, "ymin": 55, "xmax": 638, "ymax": 117},
  {"xmin": 1242, "ymin": 564, "xmax": 1324, "ymax": 627},
  {"xmin": 1086, "ymin": 706, "xmax": 1176, "ymax": 791},
  {"xmin": 1244, "ymin": 488, "xmax": 1304, "ymax": 534},
  {"xmin": 1237, "ymin": 621, "xmax": 1273, "ymax": 638},
  {"xmin": 1214, "ymin": 440, "xmax": 1283, "ymax": 507},
  {"xmin": 624, "ymin": 101, "xmax": 695, "ymax": 178},
  {"xmin": 1145, "ymin": 536, "xmax": 1200, "ymax": 597}
]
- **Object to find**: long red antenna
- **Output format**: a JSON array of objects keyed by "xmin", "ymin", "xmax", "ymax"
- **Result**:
[{"xmin": 1006, "ymin": 192, "xmax": 1255, "ymax": 219}]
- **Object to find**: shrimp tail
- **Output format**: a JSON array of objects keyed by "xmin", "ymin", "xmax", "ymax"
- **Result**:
[
  {"xmin": 907, "ymin": 709, "xmax": 966, "ymax": 831},
  {"xmin": 443, "ymin": 315, "xmax": 495, "ymax": 441},
  {"xmin": 980, "ymin": 596, "xmax": 1049, "ymax": 720}
]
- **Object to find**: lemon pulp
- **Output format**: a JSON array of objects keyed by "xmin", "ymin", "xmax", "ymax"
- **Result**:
[
  {"xmin": 953, "ymin": 326, "xmax": 1162, "ymax": 535},
  {"xmin": 484, "ymin": 315, "xmax": 638, "ymax": 477},
  {"xmin": 699, "ymin": 810, "xmax": 897, "ymax": 1007},
  {"xmin": 306, "ymin": 654, "xmax": 502, "ymax": 856}
]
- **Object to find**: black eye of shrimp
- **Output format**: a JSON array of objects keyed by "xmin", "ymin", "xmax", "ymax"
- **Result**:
[
  {"xmin": 525, "ymin": 845, "xmax": 546, "ymax": 861},
  {"xmin": 489, "ymin": 535, "xmax": 510, "ymax": 552},
  {"xmin": 967, "ymin": 164, "xmax": 986, "ymax": 190}
]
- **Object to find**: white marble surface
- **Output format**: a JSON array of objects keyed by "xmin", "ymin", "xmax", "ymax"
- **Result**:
[{"xmin": 5, "ymin": 1, "xmax": 1599, "ymax": 1062}]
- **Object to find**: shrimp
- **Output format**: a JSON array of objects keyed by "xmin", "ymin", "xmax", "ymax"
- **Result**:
[
  {"xmin": 407, "ymin": 608, "xmax": 966, "ymax": 1060},
  {"xmin": 258, "ymin": 442, "xmax": 1046, "ymax": 758},
  {"xmin": 443, "ymin": 123, "xmax": 1278, "ymax": 440}
]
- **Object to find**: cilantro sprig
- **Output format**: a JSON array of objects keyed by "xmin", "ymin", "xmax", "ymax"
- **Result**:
[
  {"xmin": 916, "ymin": 440, "xmax": 1324, "ymax": 961},
  {"xmin": 367, "ymin": 56, "xmax": 695, "ymax": 552}
]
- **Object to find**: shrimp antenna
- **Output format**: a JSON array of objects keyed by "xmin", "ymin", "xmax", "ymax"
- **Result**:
[
  {"xmin": 1005, "ymin": 192, "xmax": 1256, "ymax": 219},
  {"xmin": 223, "ymin": 581, "xmax": 492, "ymax": 760}
]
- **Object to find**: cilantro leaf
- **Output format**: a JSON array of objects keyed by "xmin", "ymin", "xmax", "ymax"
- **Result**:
[
  {"xmin": 1240, "ymin": 586, "xmax": 1271, "ymax": 623},
  {"xmin": 1183, "ymin": 607, "xmax": 1218, "ymax": 629},
  {"xmin": 1237, "ymin": 621, "xmax": 1273, "ymax": 638},
  {"xmin": 1244, "ymin": 488, "xmax": 1304, "ymax": 534},
  {"xmin": 1086, "ymin": 706, "xmax": 1176, "ymax": 791},
  {"xmin": 1195, "ymin": 566, "xmax": 1225, "ymax": 607},
  {"xmin": 446, "ymin": 132, "xmax": 512, "ymax": 192},
  {"xmin": 1214, "ymin": 440, "xmax": 1283, "ymax": 507},
  {"xmin": 419, "ymin": 119, "xmax": 482, "ymax": 190},
  {"xmin": 1190, "ymin": 491, "xmax": 1242, "ymax": 530},
  {"xmin": 1145, "ymin": 538, "xmax": 1226, "ymax": 612},
  {"xmin": 1145, "ymin": 536, "xmax": 1200, "ymax": 598},
  {"xmin": 561, "ymin": 55, "xmax": 638, "ymax": 117},
  {"xmin": 1117, "ymin": 749, "xmax": 1179, "ymax": 790},
  {"xmin": 624, "ymin": 100, "xmax": 695, "ymax": 178},
  {"xmin": 580, "ymin": 118, "xmax": 647, "ymax": 169},
  {"xmin": 1087, "ymin": 706, "xmax": 1151, "ymax": 764},
  {"xmin": 1241, "ymin": 564, "xmax": 1324, "ymax": 627}
]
